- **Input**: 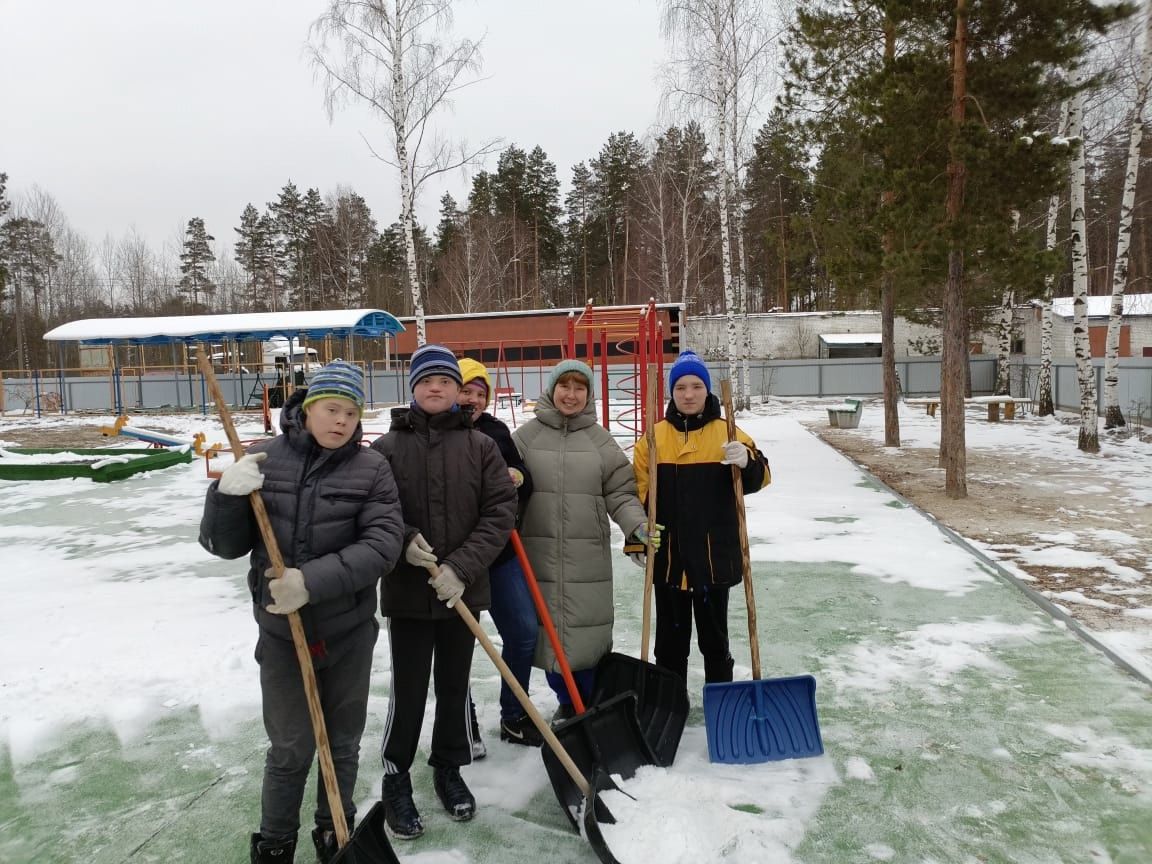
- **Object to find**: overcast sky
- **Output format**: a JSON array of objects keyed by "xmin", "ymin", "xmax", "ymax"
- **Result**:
[{"xmin": 1, "ymin": 0, "xmax": 665, "ymax": 255}]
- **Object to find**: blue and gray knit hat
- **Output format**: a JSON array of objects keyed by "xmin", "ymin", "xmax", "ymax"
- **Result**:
[
  {"xmin": 668, "ymin": 350, "xmax": 711, "ymax": 392},
  {"xmin": 547, "ymin": 359, "xmax": 595, "ymax": 397},
  {"xmin": 303, "ymin": 360, "xmax": 365, "ymax": 413},
  {"xmin": 409, "ymin": 344, "xmax": 463, "ymax": 391}
]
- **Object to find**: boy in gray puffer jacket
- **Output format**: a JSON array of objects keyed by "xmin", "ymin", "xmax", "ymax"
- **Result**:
[{"xmin": 199, "ymin": 360, "xmax": 404, "ymax": 864}]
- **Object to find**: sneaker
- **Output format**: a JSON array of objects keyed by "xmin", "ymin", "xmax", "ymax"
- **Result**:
[
  {"xmin": 552, "ymin": 702, "xmax": 576, "ymax": 724},
  {"xmin": 311, "ymin": 826, "xmax": 338, "ymax": 863},
  {"xmin": 433, "ymin": 766, "xmax": 476, "ymax": 822},
  {"xmin": 382, "ymin": 772, "xmax": 424, "ymax": 840},
  {"xmin": 499, "ymin": 713, "xmax": 544, "ymax": 747},
  {"xmin": 249, "ymin": 833, "xmax": 296, "ymax": 863}
]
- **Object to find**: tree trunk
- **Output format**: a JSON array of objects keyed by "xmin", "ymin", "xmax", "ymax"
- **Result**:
[
  {"xmin": 996, "ymin": 289, "xmax": 1013, "ymax": 394},
  {"xmin": 680, "ymin": 195, "xmax": 690, "ymax": 309},
  {"xmin": 941, "ymin": 0, "xmax": 969, "ymax": 499},
  {"xmin": 881, "ymin": 15, "xmax": 900, "ymax": 448},
  {"xmin": 1068, "ymin": 80, "xmax": 1099, "ymax": 453},
  {"xmin": 390, "ymin": 25, "xmax": 426, "ymax": 346},
  {"xmin": 716, "ymin": 83, "xmax": 737, "ymax": 399},
  {"xmin": 1103, "ymin": 1, "xmax": 1151, "ymax": 429},
  {"xmin": 1037, "ymin": 182, "xmax": 1061, "ymax": 416}
]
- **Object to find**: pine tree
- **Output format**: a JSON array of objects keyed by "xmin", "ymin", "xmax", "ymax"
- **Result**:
[
  {"xmin": 590, "ymin": 132, "xmax": 647, "ymax": 304},
  {"xmin": 233, "ymin": 204, "xmax": 263, "ymax": 309},
  {"xmin": 178, "ymin": 217, "xmax": 216, "ymax": 311},
  {"xmin": 435, "ymin": 192, "xmax": 461, "ymax": 254},
  {"xmin": 524, "ymin": 146, "xmax": 562, "ymax": 307},
  {"xmin": 269, "ymin": 182, "xmax": 306, "ymax": 309},
  {"xmin": 563, "ymin": 162, "xmax": 594, "ymax": 307},
  {"xmin": 786, "ymin": 0, "xmax": 1125, "ymax": 494}
]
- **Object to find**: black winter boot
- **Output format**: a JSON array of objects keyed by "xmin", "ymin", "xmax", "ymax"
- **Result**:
[
  {"xmin": 311, "ymin": 826, "xmax": 338, "ymax": 863},
  {"xmin": 382, "ymin": 772, "xmax": 424, "ymax": 840},
  {"xmin": 249, "ymin": 832, "xmax": 296, "ymax": 863},
  {"xmin": 433, "ymin": 766, "xmax": 476, "ymax": 821},
  {"xmin": 469, "ymin": 696, "xmax": 487, "ymax": 760}
]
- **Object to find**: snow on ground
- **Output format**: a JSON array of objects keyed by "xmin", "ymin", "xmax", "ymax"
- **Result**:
[{"xmin": 2, "ymin": 403, "xmax": 1151, "ymax": 863}]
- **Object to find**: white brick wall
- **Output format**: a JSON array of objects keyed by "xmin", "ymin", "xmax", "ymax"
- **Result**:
[{"xmin": 685, "ymin": 308, "xmax": 1152, "ymax": 360}]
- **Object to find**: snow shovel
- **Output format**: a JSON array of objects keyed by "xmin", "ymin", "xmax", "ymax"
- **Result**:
[
  {"xmin": 197, "ymin": 354, "xmax": 397, "ymax": 864},
  {"xmin": 421, "ymin": 562, "xmax": 630, "ymax": 861},
  {"xmin": 592, "ymin": 366, "xmax": 688, "ymax": 766},
  {"xmin": 702, "ymin": 381, "xmax": 824, "ymax": 764},
  {"xmin": 509, "ymin": 531, "xmax": 658, "ymax": 831}
]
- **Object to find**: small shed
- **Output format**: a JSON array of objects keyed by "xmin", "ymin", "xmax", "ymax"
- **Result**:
[{"xmin": 819, "ymin": 333, "xmax": 883, "ymax": 359}]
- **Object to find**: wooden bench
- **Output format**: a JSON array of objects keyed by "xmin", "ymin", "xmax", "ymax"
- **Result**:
[
  {"xmin": 826, "ymin": 398, "xmax": 863, "ymax": 429},
  {"xmin": 905, "ymin": 397, "xmax": 940, "ymax": 417},
  {"xmin": 966, "ymin": 395, "xmax": 1018, "ymax": 422}
]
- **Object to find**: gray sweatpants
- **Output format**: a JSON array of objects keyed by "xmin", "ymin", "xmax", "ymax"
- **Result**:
[{"xmin": 256, "ymin": 618, "xmax": 378, "ymax": 841}]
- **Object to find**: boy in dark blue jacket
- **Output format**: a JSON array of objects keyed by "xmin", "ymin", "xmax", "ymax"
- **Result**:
[{"xmin": 200, "ymin": 360, "xmax": 404, "ymax": 864}]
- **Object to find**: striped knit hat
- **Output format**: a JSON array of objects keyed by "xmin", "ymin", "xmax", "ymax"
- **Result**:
[
  {"xmin": 302, "ymin": 360, "xmax": 365, "ymax": 413},
  {"xmin": 409, "ymin": 344, "xmax": 463, "ymax": 391}
]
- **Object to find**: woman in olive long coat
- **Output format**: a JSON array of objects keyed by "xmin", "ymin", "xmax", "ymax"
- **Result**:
[{"xmin": 512, "ymin": 360, "xmax": 647, "ymax": 717}]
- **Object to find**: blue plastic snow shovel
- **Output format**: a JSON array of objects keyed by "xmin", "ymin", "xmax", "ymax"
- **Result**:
[{"xmin": 702, "ymin": 381, "xmax": 824, "ymax": 764}]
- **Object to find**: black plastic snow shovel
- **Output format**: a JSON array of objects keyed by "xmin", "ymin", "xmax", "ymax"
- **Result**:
[
  {"xmin": 592, "ymin": 366, "xmax": 688, "ymax": 766},
  {"xmin": 509, "ymin": 531, "xmax": 658, "ymax": 831},
  {"xmin": 701, "ymin": 380, "xmax": 823, "ymax": 765},
  {"xmin": 422, "ymin": 560, "xmax": 630, "ymax": 863},
  {"xmin": 197, "ymin": 354, "xmax": 398, "ymax": 864}
]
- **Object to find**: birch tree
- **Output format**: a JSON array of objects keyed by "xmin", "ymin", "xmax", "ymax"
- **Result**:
[
  {"xmin": 1037, "ymin": 103, "xmax": 1069, "ymax": 418},
  {"xmin": 310, "ymin": 0, "xmax": 497, "ymax": 345},
  {"xmin": 1104, "ymin": 1, "xmax": 1152, "ymax": 429},
  {"xmin": 1067, "ymin": 77, "xmax": 1100, "ymax": 453},
  {"xmin": 662, "ymin": 0, "xmax": 776, "ymax": 407}
]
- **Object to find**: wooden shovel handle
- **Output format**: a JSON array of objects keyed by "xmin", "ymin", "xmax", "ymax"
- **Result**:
[
  {"xmin": 641, "ymin": 364, "xmax": 659, "ymax": 663},
  {"xmin": 721, "ymin": 380, "xmax": 760, "ymax": 681},
  {"xmin": 423, "ymin": 563, "xmax": 590, "ymax": 796},
  {"xmin": 196, "ymin": 352, "xmax": 351, "ymax": 848}
]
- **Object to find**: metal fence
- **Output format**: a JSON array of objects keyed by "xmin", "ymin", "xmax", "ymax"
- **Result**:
[{"xmin": 6, "ymin": 356, "xmax": 1150, "ymax": 419}]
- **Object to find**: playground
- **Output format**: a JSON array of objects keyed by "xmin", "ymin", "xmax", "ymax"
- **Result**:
[{"xmin": 1, "ymin": 397, "xmax": 1150, "ymax": 863}]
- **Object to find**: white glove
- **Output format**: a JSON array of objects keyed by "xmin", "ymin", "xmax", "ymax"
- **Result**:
[
  {"xmin": 218, "ymin": 452, "xmax": 267, "ymax": 496},
  {"xmin": 405, "ymin": 533, "xmax": 438, "ymax": 568},
  {"xmin": 265, "ymin": 567, "xmax": 310, "ymax": 614},
  {"xmin": 720, "ymin": 441, "xmax": 749, "ymax": 469},
  {"xmin": 427, "ymin": 563, "xmax": 466, "ymax": 607},
  {"xmin": 628, "ymin": 552, "xmax": 646, "ymax": 569}
]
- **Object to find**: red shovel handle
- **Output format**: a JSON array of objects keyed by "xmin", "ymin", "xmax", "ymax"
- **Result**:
[{"xmin": 511, "ymin": 530, "xmax": 586, "ymax": 714}]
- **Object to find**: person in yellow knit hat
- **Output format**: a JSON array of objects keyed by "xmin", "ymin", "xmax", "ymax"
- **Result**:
[
  {"xmin": 455, "ymin": 358, "xmax": 541, "ymax": 751},
  {"xmin": 627, "ymin": 350, "xmax": 771, "ymax": 685}
]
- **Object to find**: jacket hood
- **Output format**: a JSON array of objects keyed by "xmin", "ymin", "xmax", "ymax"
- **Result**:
[
  {"xmin": 666, "ymin": 391, "xmax": 722, "ymax": 432},
  {"xmin": 533, "ymin": 387, "xmax": 599, "ymax": 431}
]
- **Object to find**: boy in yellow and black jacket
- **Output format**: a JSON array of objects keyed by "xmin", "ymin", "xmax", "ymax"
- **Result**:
[{"xmin": 626, "ymin": 350, "xmax": 770, "ymax": 684}]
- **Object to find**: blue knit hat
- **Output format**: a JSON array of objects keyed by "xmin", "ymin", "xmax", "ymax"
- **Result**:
[
  {"xmin": 409, "ymin": 344, "xmax": 463, "ymax": 391},
  {"xmin": 668, "ymin": 350, "xmax": 711, "ymax": 392},
  {"xmin": 547, "ymin": 359, "xmax": 595, "ymax": 398},
  {"xmin": 303, "ymin": 360, "xmax": 365, "ymax": 413}
]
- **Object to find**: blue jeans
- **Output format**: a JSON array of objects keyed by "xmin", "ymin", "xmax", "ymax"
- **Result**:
[
  {"xmin": 546, "ymin": 668, "xmax": 597, "ymax": 707},
  {"xmin": 487, "ymin": 556, "xmax": 539, "ymax": 721}
]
